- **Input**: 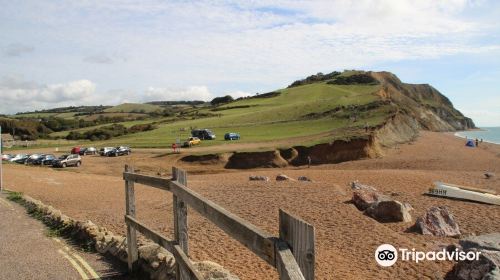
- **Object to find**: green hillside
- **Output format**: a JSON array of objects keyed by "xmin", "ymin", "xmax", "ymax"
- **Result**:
[{"xmin": 104, "ymin": 103, "xmax": 163, "ymax": 113}]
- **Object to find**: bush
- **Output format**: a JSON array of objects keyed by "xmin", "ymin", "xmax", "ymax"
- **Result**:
[
  {"xmin": 210, "ymin": 95, "xmax": 234, "ymax": 106},
  {"xmin": 327, "ymin": 74, "xmax": 379, "ymax": 85}
]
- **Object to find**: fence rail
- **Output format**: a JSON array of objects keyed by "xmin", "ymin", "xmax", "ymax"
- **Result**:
[{"xmin": 123, "ymin": 165, "xmax": 315, "ymax": 280}]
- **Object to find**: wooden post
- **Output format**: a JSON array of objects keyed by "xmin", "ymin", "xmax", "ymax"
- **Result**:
[
  {"xmin": 279, "ymin": 209, "xmax": 315, "ymax": 280},
  {"xmin": 125, "ymin": 165, "xmax": 138, "ymax": 272},
  {"xmin": 172, "ymin": 167, "xmax": 189, "ymax": 280}
]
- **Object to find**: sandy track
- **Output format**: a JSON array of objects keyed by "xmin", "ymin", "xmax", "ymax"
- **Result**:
[{"xmin": 3, "ymin": 131, "xmax": 500, "ymax": 279}]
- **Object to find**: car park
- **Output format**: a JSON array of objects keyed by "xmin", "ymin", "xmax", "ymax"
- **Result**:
[
  {"xmin": 224, "ymin": 132, "xmax": 240, "ymax": 140},
  {"xmin": 183, "ymin": 137, "xmax": 201, "ymax": 147},
  {"xmin": 52, "ymin": 154, "xmax": 81, "ymax": 168}
]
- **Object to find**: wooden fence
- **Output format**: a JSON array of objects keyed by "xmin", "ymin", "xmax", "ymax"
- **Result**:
[{"xmin": 123, "ymin": 165, "xmax": 315, "ymax": 280}]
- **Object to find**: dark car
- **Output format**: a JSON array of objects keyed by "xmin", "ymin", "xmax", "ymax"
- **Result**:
[
  {"xmin": 115, "ymin": 146, "xmax": 131, "ymax": 156},
  {"xmin": 71, "ymin": 147, "xmax": 81, "ymax": 154},
  {"xmin": 25, "ymin": 154, "xmax": 44, "ymax": 165},
  {"xmin": 224, "ymin": 132, "xmax": 240, "ymax": 140},
  {"xmin": 14, "ymin": 154, "xmax": 30, "ymax": 164},
  {"xmin": 52, "ymin": 154, "xmax": 81, "ymax": 168},
  {"xmin": 33, "ymin": 154, "xmax": 57, "ymax": 165},
  {"xmin": 191, "ymin": 129, "xmax": 216, "ymax": 140},
  {"xmin": 100, "ymin": 147, "xmax": 116, "ymax": 156}
]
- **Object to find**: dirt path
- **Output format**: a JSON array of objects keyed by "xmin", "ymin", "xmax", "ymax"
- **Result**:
[{"xmin": 0, "ymin": 193, "xmax": 130, "ymax": 280}]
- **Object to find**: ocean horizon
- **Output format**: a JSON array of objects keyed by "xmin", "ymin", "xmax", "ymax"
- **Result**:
[{"xmin": 455, "ymin": 127, "xmax": 500, "ymax": 145}]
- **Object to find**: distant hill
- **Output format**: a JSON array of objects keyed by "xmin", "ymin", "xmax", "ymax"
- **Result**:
[{"xmin": 103, "ymin": 103, "xmax": 163, "ymax": 114}]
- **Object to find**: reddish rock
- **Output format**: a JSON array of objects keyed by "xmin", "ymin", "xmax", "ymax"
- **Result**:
[
  {"xmin": 415, "ymin": 206, "xmax": 461, "ymax": 237},
  {"xmin": 365, "ymin": 200, "xmax": 412, "ymax": 223},
  {"xmin": 352, "ymin": 190, "xmax": 380, "ymax": 211}
]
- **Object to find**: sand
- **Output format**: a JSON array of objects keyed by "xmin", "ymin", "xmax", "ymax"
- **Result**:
[{"xmin": 3, "ymin": 131, "xmax": 500, "ymax": 279}]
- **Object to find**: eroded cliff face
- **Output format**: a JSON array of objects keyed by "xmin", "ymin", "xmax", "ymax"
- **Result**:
[{"xmin": 371, "ymin": 71, "xmax": 475, "ymax": 132}]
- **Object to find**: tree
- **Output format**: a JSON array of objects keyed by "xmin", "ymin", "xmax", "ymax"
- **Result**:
[{"xmin": 210, "ymin": 95, "xmax": 234, "ymax": 106}]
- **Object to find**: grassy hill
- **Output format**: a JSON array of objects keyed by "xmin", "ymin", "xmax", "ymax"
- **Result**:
[
  {"xmin": 4, "ymin": 70, "xmax": 474, "ymax": 151},
  {"xmin": 104, "ymin": 103, "xmax": 163, "ymax": 114}
]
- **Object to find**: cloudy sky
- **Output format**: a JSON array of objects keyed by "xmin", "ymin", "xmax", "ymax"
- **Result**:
[{"xmin": 1, "ymin": 0, "xmax": 499, "ymax": 126}]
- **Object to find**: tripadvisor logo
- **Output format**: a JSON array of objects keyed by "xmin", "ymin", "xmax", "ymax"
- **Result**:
[{"xmin": 375, "ymin": 244, "xmax": 481, "ymax": 267}]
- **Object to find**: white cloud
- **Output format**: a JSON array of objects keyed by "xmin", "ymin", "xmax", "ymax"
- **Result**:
[
  {"xmin": 143, "ymin": 86, "xmax": 213, "ymax": 102},
  {"xmin": 0, "ymin": 76, "xmax": 97, "ymax": 113},
  {"xmin": 0, "ymin": 0, "xmax": 499, "ymax": 120}
]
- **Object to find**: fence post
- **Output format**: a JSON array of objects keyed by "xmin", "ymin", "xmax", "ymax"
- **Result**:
[
  {"xmin": 172, "ymin": 167, "xmax": 189, "ymax": 280},
  {"xmin": 125, "ymin": 165, "xmax": 139, "ymax": 272},
  {"xmin": 279, "ymin": 209, "xmax": 315, "ymax": 280}
]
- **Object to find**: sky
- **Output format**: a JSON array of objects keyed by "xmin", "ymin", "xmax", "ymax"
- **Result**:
[{"xmin": 0, "ymin": 0, "xmax": 499, "ymax": 126}]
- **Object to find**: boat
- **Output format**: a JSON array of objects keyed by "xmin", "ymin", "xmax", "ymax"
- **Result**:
[{"xmin": 426, "ymin": 182, "xmax": 500, "ymax": 206}]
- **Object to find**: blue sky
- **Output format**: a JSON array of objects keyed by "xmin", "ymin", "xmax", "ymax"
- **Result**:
[{"xmin": 1, "ymin": 0, "xmax": 499, "ymax": 126}]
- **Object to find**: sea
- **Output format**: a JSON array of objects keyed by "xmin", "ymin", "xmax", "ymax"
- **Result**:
[{"xmin": 455, "ymin": 127, "xmax": 500, "ymax": 145}]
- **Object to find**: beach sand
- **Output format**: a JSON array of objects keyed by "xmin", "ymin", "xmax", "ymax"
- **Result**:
[{"xmin": 3, "ymin": 131, "xmax": 500, "ymax": 279}]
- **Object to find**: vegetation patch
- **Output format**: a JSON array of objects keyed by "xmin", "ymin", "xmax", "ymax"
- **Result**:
[{"xmin": 327, "ymin": 74, "xmax": 379, "ymax": 85}]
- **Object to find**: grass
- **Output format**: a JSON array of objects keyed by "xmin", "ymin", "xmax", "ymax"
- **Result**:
[{"xmin": 104, "ymin": 103, "xmax": 162, "ymax": 113}]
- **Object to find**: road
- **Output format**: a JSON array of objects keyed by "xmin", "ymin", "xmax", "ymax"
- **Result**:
[{"xmin": 0, "ymin": 193, "xmax": 131, "ymax": 280}]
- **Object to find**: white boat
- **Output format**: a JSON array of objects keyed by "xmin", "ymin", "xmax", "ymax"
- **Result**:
[{"xmin": 427, "ymin": 182, "xmax": 500, "ymax": 206}]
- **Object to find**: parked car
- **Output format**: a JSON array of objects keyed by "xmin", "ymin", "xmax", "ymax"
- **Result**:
[
  {"xmin": 71, "ymin": 147, "xmax": 81, "ymax": 154},
  {"xmin": 33, "ymin": 154, "xmax": 57, "ymax": 166},
  {"xmin": 224, "ymin": 133, "xmax": 240, "ymax": 140},
  {"xmin": 2, "ymin": 154, "xmax": 13, "ymax": 161},
  {"xmin": 13, "ymin": 154, "xmax": 30, "ymax": 164},
  {"xmin": 183, "ymin": 137, "xmax": 201, "ymax": 147},
  {"xmin": 115, "ymin": 146, "xmax": 131, "ymax": 156},
  {"xmin": 52, "ymin": 154, "xmax": 81, "ymax": 168},
  {"xmin": 191, "ymin": 129, "xmax": 216, "ymax": 140},
  {"xmin": 85, "ymin": 147, "xmax": 97, "ymax": 155},
  {"xmin": 100, "ymin": 147, "xmax": 116, "ymax": 156},
  {"xmin": 25, "ymin": 154, "xmax": 43, "ymax": 165},
  {"xmin": 9, "ymin": 154, "xmax": 26, "ymax": 162}
]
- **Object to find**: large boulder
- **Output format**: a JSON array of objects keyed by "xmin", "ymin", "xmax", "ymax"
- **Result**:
[
  {"xmin": 352, "ymin": 190, "xmax": 383, "ymax": 211},
  {"xmin": 365, "ymin": 200, "xmax": 412, "ymax": 223},
  {"xmin": 453, "ymin": 233, "xmax": 500, "ymax": 280},
  {"xmin": 415, "ymin": 206, "xmax": 461, "ymax": 237}
]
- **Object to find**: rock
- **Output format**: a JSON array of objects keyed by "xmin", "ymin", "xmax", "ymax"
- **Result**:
[
  {"xmin": 460, "ymin": 233, "xmax": 500, "ymax": 253},
  {"xmin": 194, "ymin": 261, "xmax": 240, "ymax": 280},
  {"xmin": 249, "ymin": 175, "xmax": 269, "ymax": 181},
  {"xmin": 415, "ymin": 206, "xmax": 461, "ymax": 237},
  {"xmin": 365, "ymin": 200, "xmax": 412, "ymax": 223},
  {"xmin": 298, "ymin": 176, "xmax": 312, "ymax": 182},
  {"xmin": 485, "ymin": 172, "xmax": 495, "ymax": 179},
  {"xmin": 352, "ymin": 190, "xmax": 382, "ymax": 211},
  {"xmin": 351, "ymin": 181, "xmax": 377, "ymax": 191},
  {"xmin": 276, "ymin": 174, "xmax": 294, "ymax": 181},
  {"xmin": 453, "ymin": 233, "xmax": 500, "ymax": 280}
]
